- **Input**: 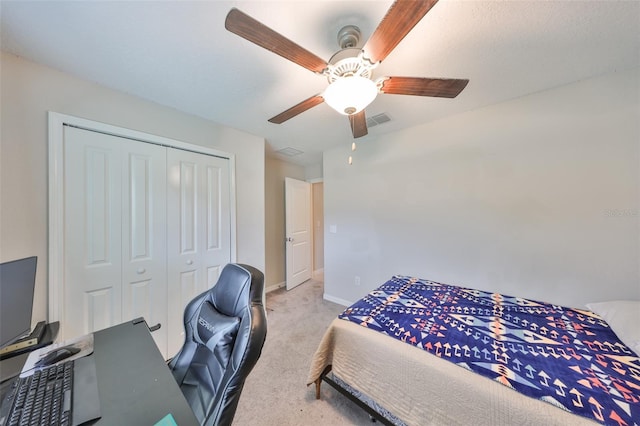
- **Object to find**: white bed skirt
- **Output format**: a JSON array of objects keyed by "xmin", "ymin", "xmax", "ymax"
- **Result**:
[{"xmin": 308, "ymin": 319, "xmax": 597, "ymax": 426}]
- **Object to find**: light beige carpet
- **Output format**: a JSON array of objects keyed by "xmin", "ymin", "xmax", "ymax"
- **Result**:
[{"xmin": 233, "ymin": 280, "xmax": 373, "ymax": 425}]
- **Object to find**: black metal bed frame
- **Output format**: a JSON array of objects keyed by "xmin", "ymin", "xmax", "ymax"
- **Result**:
[
  {"xmin": 322, "ymin": 374, "xmax": 394, "ymax": 425},
  {"xmin": 314, "ymin": 366, "xmax": 402, "ymax": 426}
]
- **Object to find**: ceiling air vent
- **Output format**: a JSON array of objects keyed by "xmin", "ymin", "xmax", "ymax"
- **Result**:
[
  {"xmin": 276, "ymin": 147, "xmax": 304, "ymax": 157},
  {"xmin": 366, "ymin": 113, "xmax": 391, "ymax": 128}
]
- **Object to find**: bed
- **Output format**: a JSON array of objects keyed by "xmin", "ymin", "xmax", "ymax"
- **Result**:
[{"xmin": 308, "ymin": 275, "xmax": 640, "ymax": 426}]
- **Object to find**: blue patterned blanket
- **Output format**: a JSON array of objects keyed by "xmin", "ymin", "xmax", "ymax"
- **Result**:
[{"xmin": 339, "ymin": 276, "xmax": 640, "ymax": 426}]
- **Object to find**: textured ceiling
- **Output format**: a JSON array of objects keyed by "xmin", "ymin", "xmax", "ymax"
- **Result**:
[{"xmin": 2, "ymin": 0, "xmax": 639, "ymax": 166}]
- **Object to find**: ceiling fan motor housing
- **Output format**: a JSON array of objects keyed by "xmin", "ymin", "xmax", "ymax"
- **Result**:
[{"xmin": 326, "ymin": 47, "xmax": 375, "ymax": 82}]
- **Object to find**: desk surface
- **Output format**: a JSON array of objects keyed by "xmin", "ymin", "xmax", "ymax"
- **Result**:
[
  {"xmin": 91, "ymin": 320, "xmax": 198, "ymax": 425},
  {"xmin": 1, "ymin": 320, "xmax": 198, "ymax": 426}
]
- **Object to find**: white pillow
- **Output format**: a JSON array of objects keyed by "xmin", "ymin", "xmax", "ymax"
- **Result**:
[{"xmin": 586, "ymin": 300, "xmax": 640, "ymax": 356}]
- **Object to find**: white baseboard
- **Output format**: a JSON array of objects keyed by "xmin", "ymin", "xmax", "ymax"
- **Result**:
[
  {"xmin": 266, "ymin": 281, "xmax": 285, "ymax": 293},
  {"xmin": 323, "ymin": 293, "xmax": 352, "ymax": 307}
]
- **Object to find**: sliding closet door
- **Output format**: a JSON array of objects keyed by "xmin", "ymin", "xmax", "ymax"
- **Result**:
[{"xmin": 166, "ymin": 148, "xmax": 231, "ymax": 357}]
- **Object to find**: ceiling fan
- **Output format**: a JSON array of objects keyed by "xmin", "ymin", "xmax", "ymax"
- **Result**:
[{"xmin": 225, "ymin": 0, "xmax": 469, "ymax": 139}]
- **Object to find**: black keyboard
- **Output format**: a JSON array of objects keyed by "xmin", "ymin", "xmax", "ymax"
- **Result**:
[{"xmin": 2, "ymin": 360, "xmax": 74, "ymax": 426}]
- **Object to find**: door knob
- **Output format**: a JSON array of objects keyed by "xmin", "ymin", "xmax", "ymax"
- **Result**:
[
  {"xmin": 136, "ymin": 268, "xmax": 146, "ymax": 274},
  {"xmin": 285, "ymin": 237, "xmax": 293, "ymax": 242},
  {"xmin": 186, "ymin": 260, "xmax": 193, "ymax": 265}
]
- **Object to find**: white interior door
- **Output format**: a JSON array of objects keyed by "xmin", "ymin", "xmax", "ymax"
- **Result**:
[
  {"xmin": 285, "ymin": 177, "xmax": 312, "ymax": 290},
  {"xmin": 166, "ymin": 148, "xmax": 231, "ymax": 357}
]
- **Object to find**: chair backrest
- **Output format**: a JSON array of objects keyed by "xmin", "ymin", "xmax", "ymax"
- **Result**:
[{"xmin": 168, "ymin": 263, "xmax": 267, "ymax": 426}]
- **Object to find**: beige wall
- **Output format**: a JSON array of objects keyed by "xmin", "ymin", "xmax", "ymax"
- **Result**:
[
  {"xmin": 0, "ymin": 52, "xmax": 266, "ymax": 324},
  {"xmin": 264, "ymin": 156, "xmax": 305, "ymax": 290},
  {"xmin": 305, "ymin": 163, "xmax": 323, "ymax": 181},
  {"xmin": 324, "ymin": 67, "xmax": 640, "ymax": 308}
]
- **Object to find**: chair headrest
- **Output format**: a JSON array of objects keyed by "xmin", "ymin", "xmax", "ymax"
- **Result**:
[
  {"xmin": 210, "ymin": 263, "xmax": 264, "ymax": 317},
  {"xmin": 194, "ymin": 301, "xmax": 240, "ymax": 350}
]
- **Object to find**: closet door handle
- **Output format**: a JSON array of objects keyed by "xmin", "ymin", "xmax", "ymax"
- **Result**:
[
  {"xmin": 137, "ymin": 268, "xmax": 146, "ymax": 274},
  {"xmin": 186, "ymin": 260, "xmax": 193, "ymax": 265}
]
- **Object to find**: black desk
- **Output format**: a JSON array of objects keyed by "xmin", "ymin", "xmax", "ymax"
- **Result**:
[
  {"xmin": 1, "ymin": 320, "xmax": 198, "ymax": 426},
  {"xmin": 90, "ymin": 319, "xmax": 198, "ymax": 425}
]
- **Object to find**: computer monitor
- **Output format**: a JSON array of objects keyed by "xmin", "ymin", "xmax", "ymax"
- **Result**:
[{"xmin": 0, "ymin": 256, "xmax": 37, "ymax": 348}]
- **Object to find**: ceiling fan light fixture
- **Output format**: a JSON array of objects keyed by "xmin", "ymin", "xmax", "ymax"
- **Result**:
[{"xmin": 323, "ymin": 76, "xmax": 377, "ymax": 115}]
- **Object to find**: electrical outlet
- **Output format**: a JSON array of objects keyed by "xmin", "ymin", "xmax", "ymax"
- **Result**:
[{"xmin": 354, "ymin": 276, "xmax": 361, "ymax": 286}]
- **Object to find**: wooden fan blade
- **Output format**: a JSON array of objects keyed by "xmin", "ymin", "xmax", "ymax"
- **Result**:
[
  {"xmin": 379, "ymin": 77, "xmax": 469, "ymax": 98},
  {"xmin": 363, "ymin": 0, "xmax": 439, "ymax": 64},
  {"xmin": 268, "ymin": 95, "xmax": 325, "ymax": 124},
  {"xmin": 225, "ymin": 8, "xmax": 328, "ymax": 74},
  {"xmin": 349, "ymin": 111, "xmax": 368, "ymax": 138}
]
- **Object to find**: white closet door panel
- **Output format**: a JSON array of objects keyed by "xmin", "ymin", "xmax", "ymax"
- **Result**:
[
  {"xmin": 178, "ymin": 269, "xmax": 200, "ymax": 309},
  {"xmin": 206, "ymin": 166, "xmax": 221, "ymax": 250},
  {"xmin": 125, "ymin": 280, "xmax": 152, "ymax": 317},
  {"xmin": 178, "ymin": 160, "xmax": 198, "ymax": 254},
  {"xmin": 122, "ymin": 142, "xmax": 168, "ymax": 356},
  {"xmin": 85, "ymin": 288, "xmax": 116, "ymax": 333},
  {"xmin": 202, "ymin": 160, "xmax": 231, "ymax": 292},
  {"xmin": 166, "ymin": 148, "xmax": 231, "ymax": 357},
  {"xmin": 64, "ymin": 126, "xmax": 123, "ymax": 338},
  {"xmin": 207, "ymin": 265, "xmax": 222, "ymax": 289},
  {"xmin": 204, "ymin": 161, "xmax": 231, "ymax": 266},
  {"xmin": 167, "ymin": 150, "xmax": 202, "ymax": 357}
]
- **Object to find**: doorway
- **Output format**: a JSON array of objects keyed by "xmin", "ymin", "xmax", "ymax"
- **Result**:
[{"xmin": 263, "ymin": 157, "xmax": 323, "ymax": 292}]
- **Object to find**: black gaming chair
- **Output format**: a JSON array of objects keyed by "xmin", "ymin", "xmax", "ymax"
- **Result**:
[{"xmin": 168, "ymin": 263, "xmax": 267, "ymax": 426}]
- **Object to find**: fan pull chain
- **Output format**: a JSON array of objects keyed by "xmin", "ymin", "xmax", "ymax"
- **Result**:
[{"xmin": 348, "ymin": 141, "xmax": 358, "ymax": 165}]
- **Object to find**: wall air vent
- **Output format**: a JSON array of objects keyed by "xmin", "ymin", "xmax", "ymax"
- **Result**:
[
  {"xmin": 365, "ymin": 113, "xmax": 391, "ymax": 128},
  {"xmin": 276, "ymin": 147, "xmax": 304, "ymax": 157}
]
